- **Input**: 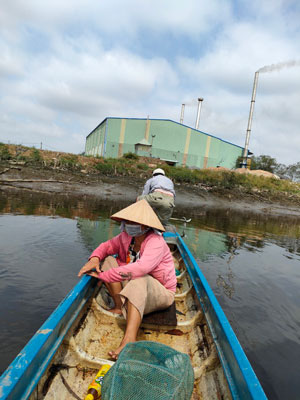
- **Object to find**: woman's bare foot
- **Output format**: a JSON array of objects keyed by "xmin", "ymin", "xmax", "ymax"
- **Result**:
[{"xmin": 108, "ymin": 337, "xmax": 136, "ymax": 360}]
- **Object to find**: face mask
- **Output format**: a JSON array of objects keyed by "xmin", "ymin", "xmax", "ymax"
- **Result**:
[{"xmin": 124, "ymin": 223, "xmax": 149, "ymax": 237}]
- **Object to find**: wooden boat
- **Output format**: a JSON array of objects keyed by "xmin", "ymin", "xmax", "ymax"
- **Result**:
[{"xmin": 0, "ymin": 232, "xmax": 267, "ymax": 399}]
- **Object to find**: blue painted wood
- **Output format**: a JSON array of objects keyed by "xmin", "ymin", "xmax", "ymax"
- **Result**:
[
  {"xmin": 164, "ymin": 232, "xmax": 267, "ymax": 399},
  {"xmin": 0, "ymin": 275, "xmax": 96, "ymax": 400}
]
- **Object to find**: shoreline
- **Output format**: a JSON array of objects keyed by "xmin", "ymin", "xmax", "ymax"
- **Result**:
[{"xmin": 1, "ymin": 165, "xmax": 300, "ymax": 219}]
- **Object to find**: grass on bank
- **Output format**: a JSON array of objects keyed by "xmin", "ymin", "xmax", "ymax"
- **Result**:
[
  {"xmin": 1, "ymin": 143, "xmax": 300, "ymax": 196},
  {"xmin": 163, "ymin": 165, "xmax": 300, "ymax": 194}
]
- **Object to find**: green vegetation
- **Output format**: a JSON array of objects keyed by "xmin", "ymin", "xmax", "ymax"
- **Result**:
[
  {"xmin": 59, "ymin": 155, "xmax": 81, "ymax": 170},
  {"xmin": 94, "ymin": 159, "xmax": 115, "ymax": 175},
  {"xmin": 250, "ymin": 154, "xmax": 278, "ymax": 172},
  {"xmin": 123, "ymin": 152, "xmax": 139, "ymax": 160},
  {"xmin": 236, "ymin": 154, "xmax": 300, "ymax": 183},
  {"xmin": 0, "ymin": 143, "xmax": 11, "ymax": 161},
  {"xmin": 163, "ymin": 164, "xmax": 300, "ymax": 195},
  {"xmin": 92, "ymin": 156, "xmax": 300, "ymax": 195},
  {"xmin": 137, "ymin": 163, "xmax": 149, "ymax": 171},
  {"xmin": 1, "ymin": 144, "xmax": 300, "ymax": 198},
  {"xmin": 247, "ymin": 154, "xmax": 300, "ymax": 183},
  {"xmin": 94, "ymin": 157, "xmax": 135, "ymax": 175},
  {"xmin": 16, "ymin": 155, "xmax": 29, "ymax": 162},
  {"xmin": 30, "ymin": 148, "xmax": 42, "ymax": 163}
]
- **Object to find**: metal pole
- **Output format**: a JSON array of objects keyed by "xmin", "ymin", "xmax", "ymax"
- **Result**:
[
  {"xmin": 180, "ymin": 104, "xmax": 185, "ymax": 124},
  {"xmin": 242, "ymin": 71, "xmax": 259, "ymax": 167},
  {"xmin": 195, "ymin": 98, "xmax": 204, "ymax": 130}
]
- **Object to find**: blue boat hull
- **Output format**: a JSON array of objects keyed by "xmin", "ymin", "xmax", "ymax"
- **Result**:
[
  {"xmin": 0, "ymin": 233, "xmax": 266, "ymax": 399},
  {"xmin": 169, "ymin": 233, "xmax": 266, "ymax": 399}
]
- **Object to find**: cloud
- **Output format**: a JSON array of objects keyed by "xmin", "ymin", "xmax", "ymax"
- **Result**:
[
  {"xmin": 1, "ymin": 27, "xmax": 179, "ymax": 152},
  {"xmin": 0, "ymin": 0, "xmax": 300, "ymax": 164},
  {"xmin": 0, "ymin": 0, "xmax": 230, "ymax": 37},
  {"xmin": 175, "ymin": 18, "xmax": 300, "ymax": 163}
]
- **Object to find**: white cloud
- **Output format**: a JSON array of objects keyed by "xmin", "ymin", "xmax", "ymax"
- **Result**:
[
  {"xmin": 175, "ymin": 18, "xmax": 300, "ymax": 164},
  {"xmin": 0, "ymin": 0, "xmax": 230, "ymax": 37},
  {"xmin": 0, "ymin": 0, "xmax": 300, "ymax": 164}
]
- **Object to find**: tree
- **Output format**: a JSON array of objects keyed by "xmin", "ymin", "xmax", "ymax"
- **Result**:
[
  {"xmin": 250, "ymin": 154, "xmax": 278, "ymax": 173},
  {"xmin": 235, "ymin": 156, "xmax": 243, "ymax": 168},
  {"xmin": 284, "ymin": 162, "xmax": 300, "ymax": 182},
  {"xmin": 274, "ymin": 163, "xmax": 288, "ymax": 179}
]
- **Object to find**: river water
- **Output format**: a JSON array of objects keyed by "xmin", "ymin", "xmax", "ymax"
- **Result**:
[{"xmin": 0, "ymin": 190, "xmax": 300, "ymax": 399}]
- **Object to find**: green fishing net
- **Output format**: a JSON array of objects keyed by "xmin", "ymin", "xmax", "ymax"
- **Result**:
[{"xmin": 102, "ymin": 341, "xmax": 194, "ymax": 400}]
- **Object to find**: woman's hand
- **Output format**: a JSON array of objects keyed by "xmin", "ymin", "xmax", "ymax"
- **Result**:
[
  {"xmin": 87, "ymin": 271, "xmax": 99, "ymax": 279},
  {"xmin": 78, "ymin": 257, "xmax": 100, "ymax": 277}
]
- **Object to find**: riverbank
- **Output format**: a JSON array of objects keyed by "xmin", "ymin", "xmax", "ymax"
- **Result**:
[
  {"xmin": 1, "ymin": 143, "xmax": 300, "ymax": 218},
  {"xmin": 1, "ymin": 162, "xmax": 300, "ymax": 219}
]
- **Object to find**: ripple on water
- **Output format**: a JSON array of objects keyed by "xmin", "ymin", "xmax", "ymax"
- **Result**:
[
  {"xmin": 1, "ymin": 209, "xmax": 300, "ymax": 398},
  {"xmin": 0, "ymin": 214, "xmax": 90, "ymax": 375}
]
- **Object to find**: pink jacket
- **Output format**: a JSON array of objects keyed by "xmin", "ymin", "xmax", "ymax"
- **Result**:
[{"xmin": 89, "ymin": 231, "xmax": 177, "ymax": 292}]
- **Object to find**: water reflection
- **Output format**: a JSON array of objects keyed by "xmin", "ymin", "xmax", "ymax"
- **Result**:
[
  {"xmin": 76, "ymin": 218, "xmax": 121, "ymax": 253},
  {"xmin": 1, "ymin": 189, "xmax": 300, "ymax": 399},
  {"xmin": 0, "ymin": 188, "xmax": 126, "ymax": 220},
  {"xmin": 2, "ymin": 188, "xmax": 300, "ymax": 242}
]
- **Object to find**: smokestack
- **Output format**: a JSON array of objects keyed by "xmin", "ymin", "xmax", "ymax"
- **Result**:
[
  {"xmin": 242, "ymin": 72, "xmax": 259, "ymax": 168},
  {"xmin": 180, "ymin": 104, "xmax": 185, "ymax": 124},
  {"xmin": 195, "ymin": 98, "xmax": 204, "ymax": 130}
]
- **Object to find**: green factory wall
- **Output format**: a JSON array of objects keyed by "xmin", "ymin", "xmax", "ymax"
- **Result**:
[
  {"xmin": 85, "ymin": 118, "xmax": 243, "ymax": 169},
  {"xmin": 85, "ymin": 121, "xmax": 106, "ymax": 156},
  {"xmin": 187, "ymin": 127, "xmax": 208, "ymax": 168},
  {"xmin": 206, "ymin": 138, "xmax": 241, "ymax": 168}
]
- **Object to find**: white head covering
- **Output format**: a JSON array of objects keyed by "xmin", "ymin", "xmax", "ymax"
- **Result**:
[{"xmin": 152, "ymin": 168, "xmax": 165, "ymax": 176}]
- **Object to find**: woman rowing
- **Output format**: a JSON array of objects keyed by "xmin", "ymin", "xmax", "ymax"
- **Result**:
[{"xmin": 78, "ymin": 199, "xmax": 177, "ymax": 359}]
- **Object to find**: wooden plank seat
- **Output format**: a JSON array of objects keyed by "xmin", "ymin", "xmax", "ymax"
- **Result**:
[{"xmin": 142, "ymin": 301, "xmax": 177, "ymax": 326}]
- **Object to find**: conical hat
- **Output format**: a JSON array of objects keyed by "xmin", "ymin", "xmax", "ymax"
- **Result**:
[{"xmin": 110, "ymin": 199, "xmax": 165, "ymax": 231}]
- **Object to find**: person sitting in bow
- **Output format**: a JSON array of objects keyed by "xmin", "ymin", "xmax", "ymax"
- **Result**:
[
  {"xmin": 137, "ymin": 168, "xmax": 175, "ymax": 227},
  {"xmin": 78, "ymin": 199, "xmax": 177, "ymax": 360}
]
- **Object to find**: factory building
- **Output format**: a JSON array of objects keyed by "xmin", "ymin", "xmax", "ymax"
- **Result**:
[{"xmin": 85, "ymin": 117, "xmax": 243, "ymax": 169}]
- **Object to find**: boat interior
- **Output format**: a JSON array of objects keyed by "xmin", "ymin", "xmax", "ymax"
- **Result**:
[{"xmin": 29, "ymin": 240, "xmax": 232, "ymax": 400}]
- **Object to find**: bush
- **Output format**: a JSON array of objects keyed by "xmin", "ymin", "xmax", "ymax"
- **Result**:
[
  {"xmin": 16, "ymin": 155, "xmax": 29, "ymax": 162},
  {"xmin": 0, "ymin": 143, "xmax": 11, "ymax": 161},
  {"xmin": 219, "ymin": 171, "xmax": 242, "ymax": 188},
  {"xmin": 59, "ymin": 155, "xmax": 78, "ymax": 169},
  {"xmin": 235, "ymin": 156, "xmax": 244, "ymax": 168},
  {"xmin": 94, "ymin": 161, "xmax": 115, "ymax": 175},
  {"xmin": 116, "ymin": 164, "xmax": 128, "ymax": 175},
  {"xmin": 30, "ymin": 148, "xmax": 42, "ymax": 163},
  {"xmin": 123, "ymin": 152, "xmax": 139, "ymax": 160},
  {"xmin": 168, "ymin": 167, "xmax": 199, "ymax": 183},
  {"xmin": 137, "ymin": 163, "xmax": 149, "ymax": 171}
]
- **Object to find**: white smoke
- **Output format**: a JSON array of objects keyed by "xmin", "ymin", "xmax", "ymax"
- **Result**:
[{"xmin": 257, "ymin": 60, "xmax": 300, "ymax": 73}]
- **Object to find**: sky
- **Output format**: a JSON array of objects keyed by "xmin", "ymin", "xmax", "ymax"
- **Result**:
[{"xmin": 1, "ymin": 0, "xmax": 300, "ymax": 165}]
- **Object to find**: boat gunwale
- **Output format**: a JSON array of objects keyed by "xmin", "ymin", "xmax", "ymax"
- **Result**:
[{"xmin": 0, "ymin": 275, "xmax": 96, "ymax": 400}]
